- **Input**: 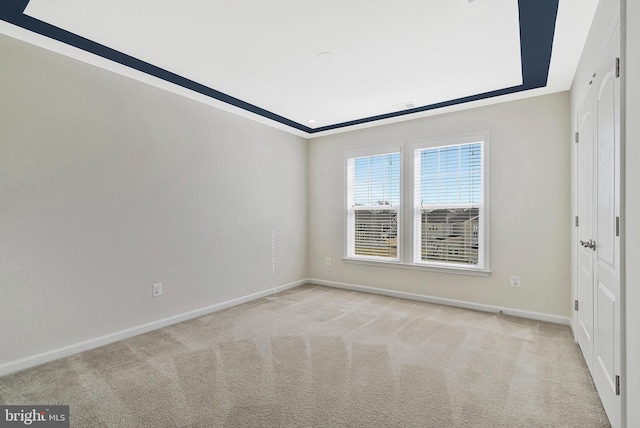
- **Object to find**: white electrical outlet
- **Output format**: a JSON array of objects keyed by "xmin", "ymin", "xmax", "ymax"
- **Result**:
[
  {"xmin": 152, "ymin": 283, "xmax": 163, "ymax": 297},
  {"xmin": 510, "ymin": 275, "xmax": 521, "ymax": 287},
  {"xmin": 325, "ymin": 257, "xmax": 331, "ymax": 266}
]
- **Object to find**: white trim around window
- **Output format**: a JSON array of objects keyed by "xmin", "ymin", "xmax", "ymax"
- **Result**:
[
  {"xmin": 412, "ymin": 131, "xmax": 490, "ymax": 273},
  {"xmin": 344, "ymin": 145, "xmax": 402, "ymax": 263},
  {"xmin": 343, "ymin": 132, "xmax": 490, "ymax": 276}
]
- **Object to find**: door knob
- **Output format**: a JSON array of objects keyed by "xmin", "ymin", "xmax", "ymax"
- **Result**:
[{"xmin": 579, "ymin": 239, "xmax": 597, "ymax": 250}]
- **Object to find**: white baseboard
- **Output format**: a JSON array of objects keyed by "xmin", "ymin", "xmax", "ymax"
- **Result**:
[
  {"xmin": 568, "ymin": 317, "xmax": 580, "ymax": 343},
  {"xmin": 309, "ymin": 278, "xmax": 572, "ymax": 326},
  {"xmin": 1, "ymin": 277, "xmax": 571, "ymax": 378},
  {"xmin": 0, "ymin": 279, "xmax": 306, "ymax": 378}
]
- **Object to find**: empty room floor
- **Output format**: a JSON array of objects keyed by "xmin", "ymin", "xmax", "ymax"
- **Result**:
[{"xmin": 0, "ymin": 284, "xmax": 609, "ymax": 427}]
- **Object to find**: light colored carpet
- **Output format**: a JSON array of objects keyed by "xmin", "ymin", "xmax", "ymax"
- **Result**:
[{"xmin": 0, "ymin": 284, "xmax": 610, "ymax": 427}]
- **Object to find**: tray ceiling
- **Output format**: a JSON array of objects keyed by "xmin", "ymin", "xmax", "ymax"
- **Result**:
[{"xmin": 0, "ymin": 0, "xmax": 599, "ymax": 136}]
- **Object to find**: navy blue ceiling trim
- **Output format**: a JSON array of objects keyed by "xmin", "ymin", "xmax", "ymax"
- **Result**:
[
  {"xmin": 313, "ymin": 0, "xmax": 559, "ymax": 133},
  {"xmin": 0, "ymin": 0, "xmax": 311, "ymax": 132},
  {"xmin": 0, "ymin": 0, "xmax": 28, "ymax": 15},
  {"xmin": 1, "ymin": 0, "xmax": 558, "ymax": 135},
  {"xmin": 518, "ymin": 0, "xmax": 558, "ymax": 88}
]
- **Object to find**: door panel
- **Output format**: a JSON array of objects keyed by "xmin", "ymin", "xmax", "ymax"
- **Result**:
[
  {"xmin": 591, "ymin": 27, "xmax": 621, "ymax": 428},
  {"xmin": 575, "ymin": 25, "xmax": 621, "ymax": 428},
  {"xmin": 596, "ymin": 70, "xmax": 616, "ymax": 267},
  {"xmin": 577, "ymin": 260, "xmax": 593, "ymax": 343},
  {"xmin": 576, "ymin": 89, "xmax": 594, "ymax": 371},
  {"xmin": 596, "ymin": 281, "xmax": 615, "ymax": 385}
]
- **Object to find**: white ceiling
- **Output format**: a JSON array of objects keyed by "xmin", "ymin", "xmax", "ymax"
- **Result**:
[{"xmin": 2, "ymin": 0, "xmax": 599, "ymax": 137}]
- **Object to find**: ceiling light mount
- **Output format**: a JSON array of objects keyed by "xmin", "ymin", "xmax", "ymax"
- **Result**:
[
  {"xmin": 393, "ymin": 101, "xmax": 416, "ymax": 111},
  {"xmin": 317, "ymin": 52, "xmax": 333, "ymax": 61}
]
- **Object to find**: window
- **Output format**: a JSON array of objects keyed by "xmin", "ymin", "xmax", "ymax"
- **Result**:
[
  {"xmin": 413, "ymin": 136, "xmax": 487, "ymax": 270},
  {"xmin": 346, "ymin": 150, "xmax": 400, "ymax": 261},
  {"xmin": 343, "ymin": 133, "xmax": 489, "ymax": 275}
]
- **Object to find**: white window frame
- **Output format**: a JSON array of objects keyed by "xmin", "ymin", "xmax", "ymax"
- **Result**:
[
  {"xmin": 342, "ymin": 133, "xmax": 490, "ymax": 276},
  {"xmin": 344, "ymin": 145, "xmax": 402, "ymax": 263},
  {"xmin": 411, "ymin": 131, "xmax": 490, "ymax": 273}
]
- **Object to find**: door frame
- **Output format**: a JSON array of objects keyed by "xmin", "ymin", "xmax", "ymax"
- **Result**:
[{"xmin": 571, "ymin": 11, "xmax": 625, "ymax": 428}]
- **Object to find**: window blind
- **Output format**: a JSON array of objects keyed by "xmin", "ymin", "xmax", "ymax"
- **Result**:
[
  {"xmin": 347, "ymin": 152, "xmax": 400, "ymax": 259},
  {"xmin": 414, "ymin": 142, "xmax": 483, "ymax": 267}
]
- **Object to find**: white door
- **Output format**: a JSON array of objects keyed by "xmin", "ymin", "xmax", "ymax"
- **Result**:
[
  {"xmin": 592, "ymin": 27, "xmax": 621, "ymax": 428},
  {"xmin": 576, "ymin": 85, "xmax": 595, "ymax": 373},
  {"xmin": 575, "ymin": 26, "xmax": 621, "ymax": 428}
]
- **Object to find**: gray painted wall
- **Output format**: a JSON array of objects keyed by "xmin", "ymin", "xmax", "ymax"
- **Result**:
[
  {"xmin": 0, "ymin": 35, "xmax": 308, "ymax": 365},
  {"xmin": 308, "ymin": 92, "xmax": 571, "ymax": 317}
]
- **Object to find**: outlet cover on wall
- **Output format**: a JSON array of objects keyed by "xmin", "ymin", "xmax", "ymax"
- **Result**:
[
  {"xmin": 152, "ymin": 283, "xmax": 163, "ymax": 297},
  {"xmin": 325, "ymin": 257, "xmax": 331, "ymax": 266},
  {"xmin": 510, "ymin": 276, "xmax": 521, "ymax": 287}
]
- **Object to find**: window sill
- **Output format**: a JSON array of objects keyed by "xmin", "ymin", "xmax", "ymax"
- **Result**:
[{"xmin": 342, "ymin": 257, "xmax": 491, "ymax": 277}]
